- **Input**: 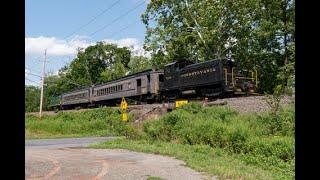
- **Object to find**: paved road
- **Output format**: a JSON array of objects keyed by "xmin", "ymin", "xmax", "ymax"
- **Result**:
[{"xmin": 26, "ymin": 137, "xmax": 210, "ymax": 180}]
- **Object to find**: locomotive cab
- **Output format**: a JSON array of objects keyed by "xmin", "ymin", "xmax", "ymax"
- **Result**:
[
  {"xmin": 163, "ymin": 60, "xmax": 194, "ymax": 91},
  {"xmin": 222, "ymin": 59, "xmax": 258, "ymax": 94}
]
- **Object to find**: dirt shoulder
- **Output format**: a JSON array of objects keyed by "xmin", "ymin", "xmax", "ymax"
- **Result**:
[{"xmin": 25, "ymin": 137, "xmax": 209, "ymax": 180}]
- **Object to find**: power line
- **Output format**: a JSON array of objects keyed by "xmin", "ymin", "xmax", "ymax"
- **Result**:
[
  {"xmin": 25, "ymin": 78, "xmax": 42, "ymax": 86},
  {"xmin": 64, "ymin": 0, "xmax": 122, "ymax": 39},
  {"xmin": 107, "ymin": 19, "xmax": 141, "ymax": 39},
  {"xmin": 25, "ymin": 72, "xmax": 42, "ymax": 78},
  {"xmin": 26, "ymin": 68, "xmax": 43, "ymax": 77},
  {"xmin": 89, "ymin": 0, "xmax": 145, "ymax": 37}
]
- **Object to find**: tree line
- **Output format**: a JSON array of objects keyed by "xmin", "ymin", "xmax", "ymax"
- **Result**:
[{"xmin": 25, "ymin": 0, "xmax": 295, "ymax": 112}]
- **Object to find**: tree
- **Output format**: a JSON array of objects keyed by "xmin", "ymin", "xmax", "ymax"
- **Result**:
[
  {"xmin": 141, "ymin": 0, "xmax": 295, "ymax": 93},
  {"xmin": 25, "ymin": 86, "xmax": 40, "ymax": 112},
  {"xmin": 128, "ymin": 56, "xmax": 151, "ymax": 73},
  {"xmin": 64, "ymin": 42, "xmax": 131, "ymax": 86}
]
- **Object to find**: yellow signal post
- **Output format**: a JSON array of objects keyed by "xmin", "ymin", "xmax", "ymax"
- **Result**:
[
  {"xmin": 120, "ymin": 97, "xmax": 128, "ymax": 122},
  {"xmin": 175, "ymin": 100, "xmax": 188, "ymax": 108}
]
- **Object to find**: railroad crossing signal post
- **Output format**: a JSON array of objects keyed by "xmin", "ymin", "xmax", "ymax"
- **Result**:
[
  {"xmin": 39, "ymin": 49, "xmax": 48, "ymax": 120},
  {"xmin": 120, "ymin": 97, "xmax": 128, "ymax": 122}
]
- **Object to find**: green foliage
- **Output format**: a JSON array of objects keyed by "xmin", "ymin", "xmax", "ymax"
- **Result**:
[
  {"xmin": 92, "ymin": 139, "xmax": 289, "ymax": 179},
  {"xmin": 256, "ymin": 105, "xmax": 295, "ymax": 136},
  {"xmin": 31, "ymin": 42, "xmax": 153, "ymax": 111},
  {"xmin": 65, "ymin": 42, "xmax": 131, "ymax": 86},
  {"xmin": 25, "ymin": 107, "xmax": 137, "ymax": 139},
  {"xmin": 25, "ymin": 86, "xmax": 40, "ymax": 112},
  {"xmin": 136, "ymin": 103, "xmax": 294, "ymax": 178},
  {"xmin": 264, "ymin": 61, "xmax": 295, "ymax": 118},
  {"xmin": 142, "ymin": 0, "xmax": 295, "ymax": 93},
  {"xmin": 128, "ymin": 56, "xmax": 151, "ymax": 74},
  {"xmin": 147, "ymin": 176, "xmax": 164, "ymax": 180}
]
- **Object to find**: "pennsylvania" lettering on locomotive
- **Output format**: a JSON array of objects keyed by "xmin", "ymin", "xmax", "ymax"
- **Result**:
[{"xmin": 180, "ymin": 67, "xmax": 216, "ymax": 78}]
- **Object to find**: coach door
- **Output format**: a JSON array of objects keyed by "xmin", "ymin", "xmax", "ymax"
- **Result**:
[{"xmin": 136, "ymin": 79, "xmax": 141, "ymax": 94}]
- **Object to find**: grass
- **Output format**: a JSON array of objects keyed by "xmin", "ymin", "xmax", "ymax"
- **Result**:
[
  {"xmin": 91, "ymin": 103, "xmax": 295, "ymax": 180},
  {"xmin": 146, "ymin": 176, "xmax": 164, "ymax": 180},
  {"xmin": 25, "ymin": 107, "xmax": 132, "ymax": 139},
  {"xmin": 92, "ymin": 139, "xmax": 278, "ymax": 179},
  {"xmin": 25, "ymin": 101, "xmax": 295, "ymax": 179}
]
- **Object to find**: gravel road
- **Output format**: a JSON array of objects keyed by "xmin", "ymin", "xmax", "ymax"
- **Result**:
[{"xmin": 26, "ymin": 137, "xmax": 211, "ymax": 180}]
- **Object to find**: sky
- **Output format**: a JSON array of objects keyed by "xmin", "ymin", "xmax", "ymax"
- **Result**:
[{"xmin": 25, "ymin": 0, "xmax": 149, "ymax": 86}]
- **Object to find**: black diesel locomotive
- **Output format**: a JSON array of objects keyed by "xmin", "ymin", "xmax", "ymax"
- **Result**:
[{"xmin": 50, "ymin": 59, "xmax": 258, "ymax": 110}]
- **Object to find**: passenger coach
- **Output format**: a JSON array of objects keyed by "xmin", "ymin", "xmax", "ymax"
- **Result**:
[{"xmin": 91, "ymin": 69, "xmax": 164, "ymax": 105}]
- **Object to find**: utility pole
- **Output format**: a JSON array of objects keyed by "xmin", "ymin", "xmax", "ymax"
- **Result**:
[{"xmin": 39, "ymin": 49, "xmax": 47, "ymax": 119}]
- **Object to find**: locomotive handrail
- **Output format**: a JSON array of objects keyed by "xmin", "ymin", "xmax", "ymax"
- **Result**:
[
  {"xmin": 231, "ymin": 67, "xmax": 234, "ymax": 87},
  {"xmin": 235, "ymin": 76, "xmax": 255, "ymax": 80},
  {"xmin": 255, "ymin": 69, "xmax": 258, "ymax": 87},
  {"xmin": 224, "ymin": 68, "xmax": 228, "ymax": 85}
]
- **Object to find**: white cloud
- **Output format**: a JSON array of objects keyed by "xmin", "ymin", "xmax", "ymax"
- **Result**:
[
  {"xmin": 102, "ymin": 38, "xmax": 150, "ymax": 57},
  {"xmin": 25, "ymin": 69, "xmax": 29, "ymax": 77},
  {"xmin": 26, "ymin": 36, "xmax": 150, "ymax": 58},
  {"xmin": 25, "ymin": 36, "xmax": 92, "ymax": 56}
]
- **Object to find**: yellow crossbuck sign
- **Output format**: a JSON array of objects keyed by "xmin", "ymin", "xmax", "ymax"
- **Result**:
[{"xmin": 120, "ymin": 97, "xmax": 128, "ymax": 122}]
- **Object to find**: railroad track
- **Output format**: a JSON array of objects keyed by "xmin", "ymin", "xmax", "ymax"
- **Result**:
[{"xmin": 25, "ymin": 95, "xmax": 294, "ymax": 116}]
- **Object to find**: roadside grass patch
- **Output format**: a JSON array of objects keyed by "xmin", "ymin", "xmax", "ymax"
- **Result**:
[
  {"xmin": 92, "ymin": 103, "xmax": 295, "ymax": 179},
  {"xmin": 25, "ymin": 107, "xmax": 130, "ymax": 139},
  {"xmin": 92, "ymin": 139, "xmax": 277, "ymax": 179},
  {"xmin": 146, "ymin": 176, "xmax": 164, "ymax": 180}
]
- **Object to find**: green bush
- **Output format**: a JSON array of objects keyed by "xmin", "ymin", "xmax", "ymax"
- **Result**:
[
  {"xmin": 256, "ymin": 105, "xmax": 295, "ymax": 136},
  {"xmin": 138, "ymin": 102, "xmax": 294, "ymax": 178},
  {"xmin": 25, "ymin": 107, "xmax": 131, "ymax": 138},
  {"xmin": 243, "ymin": 137, "xmax": 295, "ymax": 162}
]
